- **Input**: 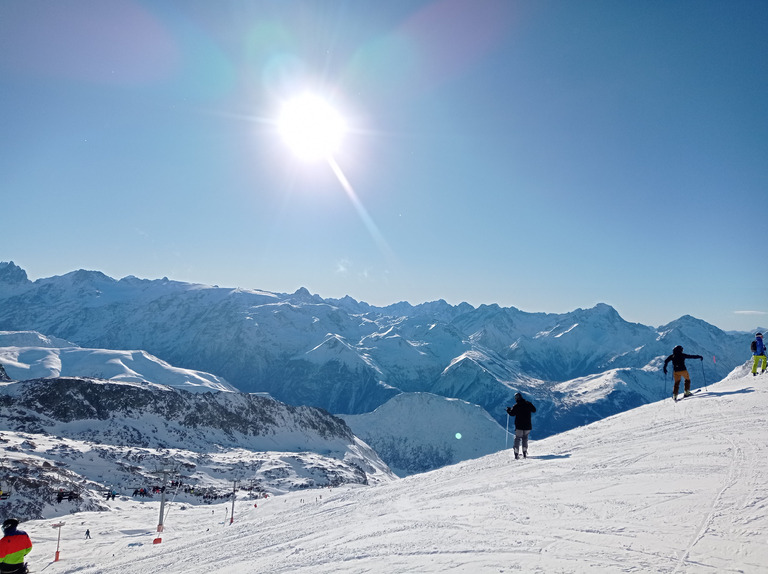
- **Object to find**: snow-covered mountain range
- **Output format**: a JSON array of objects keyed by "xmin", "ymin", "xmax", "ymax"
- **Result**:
[
  {"xmin": 0, "ymin": 376, "xmax": 394, "ymax": 520},
  {"xmin": 0, "ymin": 261, "xmax": 757, "ymax": 476},
  {"xmin": 0, "ymin": 331, "xmax": 235, "ymax": 393}
]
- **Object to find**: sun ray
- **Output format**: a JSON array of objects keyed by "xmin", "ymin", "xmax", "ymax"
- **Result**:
[
  {"xmin": 273, "ymin": 90, "xmax": 395, "ymax": 263},
  {"xmin": 326, "ymin": 155, "xmax": 396, "ymax": 264}
]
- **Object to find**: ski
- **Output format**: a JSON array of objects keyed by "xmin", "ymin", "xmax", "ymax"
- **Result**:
[{"xmin": 673, "ymin": 389, "xmax": 702, "ymax": 402}]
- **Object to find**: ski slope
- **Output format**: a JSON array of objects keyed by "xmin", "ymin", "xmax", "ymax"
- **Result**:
[{"xmin": 19, "ymin": 371, "xmax": 768, "ymax": 573}]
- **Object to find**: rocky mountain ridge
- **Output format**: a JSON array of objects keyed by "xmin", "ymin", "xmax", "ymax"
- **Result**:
[{"xmin": 0, "ymin": 376, "xmax": 394, "ymax": 519}]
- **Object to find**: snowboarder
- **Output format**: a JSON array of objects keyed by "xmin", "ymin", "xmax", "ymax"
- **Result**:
[
  {"xmin": 506, "ymin": 392, "xmax": 536, "ymax": 459},
  {"xmin": 85, "ymin": 529, "xmax": 91, "ymax": 540},
  {"xmin": 0, "ymin": 518, "xmax": 32, "ymax": 574},
  {"xmin": 751, "ymin": 333, "xmax": 766, "ymax": 376},
  {"xmin": 663, "ymin": 345, "xmax": 703, "ymax": 400}
]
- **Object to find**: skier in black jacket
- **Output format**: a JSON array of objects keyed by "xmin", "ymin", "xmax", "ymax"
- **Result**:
[
  {"xmin": 663, "ymin": 345, "xmax": 703, "ymax": 401},
  {"xmin": 506, "ymin": 392, "xmax": 536, "ymax": 459}
]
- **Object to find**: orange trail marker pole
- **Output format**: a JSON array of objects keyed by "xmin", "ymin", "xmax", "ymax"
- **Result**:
[{"xmin": 52, "ymin": 522, "xmax": 65, "ymax": 561}]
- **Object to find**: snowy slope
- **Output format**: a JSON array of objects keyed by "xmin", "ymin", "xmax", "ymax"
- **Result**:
[
  {"xmin": 15, "ymin": 370, "xmax": 767, "ymax": 573},
  {"xmin": 0, "ymin": 331, "xmax": 236, "ymax": 393},
  {"xmin": 341, "ymin": 392, "xmax": 506, "ymax": 477}
]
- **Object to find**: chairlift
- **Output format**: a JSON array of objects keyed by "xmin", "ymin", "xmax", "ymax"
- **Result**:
[
  {"xmin": 55, "ymin": 490, "xmax": 80, "ymax": 503},
  {"xmin": 0, "ymin": 478, "xmax": 11, "ymax": 500}
]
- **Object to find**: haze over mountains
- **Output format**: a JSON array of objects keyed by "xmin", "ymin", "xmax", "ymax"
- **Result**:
[{"xmin": 0, "ymin": 261, "xmax": 756, "ymax": 476}]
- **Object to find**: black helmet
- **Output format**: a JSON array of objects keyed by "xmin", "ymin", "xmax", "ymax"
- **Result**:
[
  {"xmin": 673, "ymin": 345, "xmax": 683, "ymax": 354},
  {"xmin": 514, "ymin": 392, "xmax": 523, "ymax": 401},
  {"xmin": 2, "ymin": 518, "xmax": 19, "ymax": 532},
  {"xmin": 757, "ymin": 333, "xmax": 763, "ymax": 338}
]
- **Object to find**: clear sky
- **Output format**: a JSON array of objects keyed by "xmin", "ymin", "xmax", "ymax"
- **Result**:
[{"xmin": 1, "ymin": 0, "xmax": 766, "ymax": 332}]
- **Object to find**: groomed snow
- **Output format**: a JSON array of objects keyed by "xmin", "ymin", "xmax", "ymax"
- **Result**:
[{"xmin": 15, "ymin": 371, "xmax": 767, "ymax": 573}]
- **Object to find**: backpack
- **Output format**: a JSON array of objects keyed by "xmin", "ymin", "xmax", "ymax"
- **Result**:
[{"xmin": 751, "ymin": 340, "xmax": 757, "ymax": 353}]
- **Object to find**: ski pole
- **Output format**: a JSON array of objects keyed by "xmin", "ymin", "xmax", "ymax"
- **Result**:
[
  {"xmin": 700, "ymin": 358, "xmax": 708, "ymax": 391},
  {"xmin": 664, "ymin": 371, "xmax": 668, "ymax": 400},
  {"xmin": 505, "ymin": 413, "xmax": 510, "ymax": 449}
]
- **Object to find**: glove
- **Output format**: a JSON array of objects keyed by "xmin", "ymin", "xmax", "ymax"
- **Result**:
[
  {"xmin": 699, "ymin": 356, "xmax": 703, "ymax": 361},
  {"xmin": 506, "ymin": 407, "xmax": 513, "ymax": 416},
  {"xmin": 663, "ymin": 368, "xmax": 667, "ymax": 375}
]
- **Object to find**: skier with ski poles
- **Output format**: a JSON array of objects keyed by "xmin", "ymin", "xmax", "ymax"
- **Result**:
[
  {"xmin": 506, "ymin": 392, "xmax": 536, "ymax": 459},
  {"xmin": 750, "ymin": 332, "xmax": 766, "ymax": 376},
  {"xmin": 663, "ymin": 345, "xmax": 703, "ymax": 401}
]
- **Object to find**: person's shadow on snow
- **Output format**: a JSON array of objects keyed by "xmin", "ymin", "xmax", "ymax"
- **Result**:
[
  {"xmin": 527, "ymin": 454, "xmax": 571, "ymax": 460},
  {"xmin": 700, "ymin": 388, "xmax": 756, "ymax": 398}
]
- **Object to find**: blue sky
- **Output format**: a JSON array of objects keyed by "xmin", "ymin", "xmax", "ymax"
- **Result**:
[{"xmin": 1, "ymin": 0, "xmax": 766, "ymax": 332}]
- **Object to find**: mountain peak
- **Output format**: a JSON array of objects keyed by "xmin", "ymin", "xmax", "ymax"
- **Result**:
[
  {"xmin": 570, "ymin": 303, "xmax": 623, "ymax": 324},
  {"xmin": 0, "ymin": 261, "xmax": 30, "ymax": 285},
  {"xmin": 291, "ymin": 287, "xmax": 322, "ymax": 303},
  {"xmin": 661, "ymin": 314, "xmax": 722, "ymax": 332},
  {"xmin": 64, "ymin": 269, "xmax": 114, "ymax": 285},
  {"xmin": 590, "ymin": 302, "xmax": 619, "ymax": 316}
]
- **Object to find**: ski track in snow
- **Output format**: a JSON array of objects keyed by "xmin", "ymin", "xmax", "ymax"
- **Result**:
[
  {"xmin": 670, "ymin": 388, "xmax": 767, "ymax": 573},
  {"xmin": 15, "ymin": 374, "xmax": 768, "ymax": 573}
]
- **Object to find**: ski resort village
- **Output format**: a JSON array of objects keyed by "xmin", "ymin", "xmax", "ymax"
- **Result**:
[{"xmin": 1, "ymin": 262, "xmax": 767, "ymax": 573}]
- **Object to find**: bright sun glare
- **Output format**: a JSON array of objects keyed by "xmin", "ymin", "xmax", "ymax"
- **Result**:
[
  {"xmin": 278, "ymin": 94, "xmax": 347, "ymax": 161},
  {"xmin": 275, "ymin": 92, "xmax": 395, "ymax": 261}
]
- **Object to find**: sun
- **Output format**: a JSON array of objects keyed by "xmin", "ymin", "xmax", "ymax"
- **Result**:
[{"xmin": 277, "ymin": 94, "xmax": 347, "ymax": 161}]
